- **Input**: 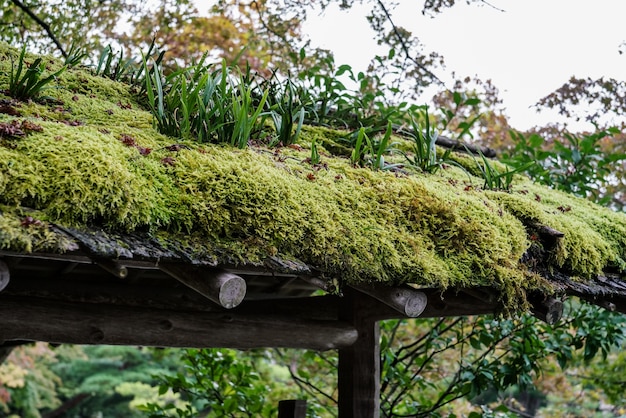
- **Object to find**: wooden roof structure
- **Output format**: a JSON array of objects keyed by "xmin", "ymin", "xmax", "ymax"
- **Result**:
[{"xmin": 1, "ymin": 44, "xmax": 625, "ymax": 416}]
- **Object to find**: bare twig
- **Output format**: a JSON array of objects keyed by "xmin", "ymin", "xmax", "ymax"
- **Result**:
[
  {"xmin": 480, "ymin": 0, "xmax": 506, "ymax": 13},
  {"xmin": 375, "ymin": 0, "xmax": 444, "ymax": 86}
]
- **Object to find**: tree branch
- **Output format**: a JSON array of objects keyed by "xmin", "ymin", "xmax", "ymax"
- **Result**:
[
  {"xmin": 375, "ymin": 0, "xmax": 444, "ymax": 86},
  {"xmin": 10, "ymin": 0, "xmax": 67, "ymax": 58},
  {"xmin": 41, "ymin": 393, "xmax": 90, "ymax": 418}
]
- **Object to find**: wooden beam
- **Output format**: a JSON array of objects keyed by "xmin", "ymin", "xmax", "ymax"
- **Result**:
[
  {"xmin": 159, "ymin": 263, "xmax": 246, "ymax": 309},
  {"xmin": 338, "ymin": 288, "xmax": 381, "ymax": 418},
  {"xmin": 352, "ymin": 284, "xmax": 427, "ymax": 317},
  {"xmin": 4, "ymin": 273, "xmax": 499, "ymax": 320},
  {"xmin": 0, "ymin": 260, "xmax": 9, "ymax": 292},
  {"xmin": 0, "ymin": 296, "xmax": 357, "ymax": 350}
]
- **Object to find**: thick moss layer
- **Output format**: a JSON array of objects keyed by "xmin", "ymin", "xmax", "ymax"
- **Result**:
[{"xmin": 0, "ymin": 43, "xmax": 625, "ymax": 308}]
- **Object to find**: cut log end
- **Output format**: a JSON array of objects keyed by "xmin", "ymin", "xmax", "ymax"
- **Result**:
[
  {"xmin": 218, "ymin": 273, "xmax": 247, "ymax": 309},
  {"xmin": 530, "ymin": 297, "xmax": 564, "ymax": 325},
  {"xmin": 96, "ymin": 260, "xmax": 128, "ymax": 279},
  {"xmin": 159, "ymin": 263, "xmax": 247, "ymax": 309},
  {"xmin": 0, "ymin": 260, "xmax": 9, "ymax": 292},
  {"xmin": 353, "ymin": 284, "xmax": 428, "ymax": 318},
  {"xmin": 402, "ymin": 290, "xmax": 428, "ymax": 317}
]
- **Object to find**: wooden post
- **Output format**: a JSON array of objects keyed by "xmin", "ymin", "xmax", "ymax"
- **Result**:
[
  {"xmin": 338, "ymin": 288, "xmax": 380, "ymax": 418},
  {"xmin": 278, "ymin": 400, "xmax": 307, "ymax": 418},
  {"xmin": 0, "ymin": 260, "xmax": 9, "ymax": 292}
]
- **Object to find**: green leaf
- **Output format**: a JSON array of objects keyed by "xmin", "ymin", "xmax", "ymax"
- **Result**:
[{"xmin": 463, "ymin": 97, "xmax": 481, "ymax": 106}]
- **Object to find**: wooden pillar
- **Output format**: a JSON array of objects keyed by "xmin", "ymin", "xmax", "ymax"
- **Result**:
[
  {"xmin": 278, "ymin": 400, "xmax": 307, "ymax": 418},
  {"xmin": 338, "ymin": 288, "xmax": 380, "ymax": 418}
]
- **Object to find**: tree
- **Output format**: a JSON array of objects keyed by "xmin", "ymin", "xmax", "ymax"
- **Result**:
[
  {"xmin": 0, "ymin": 0, "xmax": 139, "ymax": 57},
  {"xmin": 0, "ymin": 344, "xmax": 184, "ymax": 417}
]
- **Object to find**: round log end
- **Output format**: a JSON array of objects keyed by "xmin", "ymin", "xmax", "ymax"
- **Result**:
[
  {"xmin": 531, "ymin": 297, "xmax": 564, "ymax": 325},
  {"xmin": 0, "ymin": 260, "xmax": 10, "ymax": 292},
  {"xmin": 403, "ymin": 290, "xmax": 428, "ymax": 317},
  {"xmin": 218, "ymin": 274, "xmax": 247, "ymax": 309},
  {"xmin": 544, "ymin": 299, "xmax": 564, "ymax": 325}
]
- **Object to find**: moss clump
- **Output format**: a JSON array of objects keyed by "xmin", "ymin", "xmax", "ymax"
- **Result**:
[
  {"xmin": 0, "ymin": 207, "xmax": 76, "ymax": 253},
  {"xmin": 0, "ymin": 43, "xmax": 625, "ymax": 310}
]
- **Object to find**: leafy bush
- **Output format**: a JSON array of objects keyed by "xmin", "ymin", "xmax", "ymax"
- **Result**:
[
  {"xmin": 504, "ymin": 128, "xmax": 626, "ymax": 204},
  {"xmin": 140, "ymin": 349, "xmax": 272, "ymax": 417}
]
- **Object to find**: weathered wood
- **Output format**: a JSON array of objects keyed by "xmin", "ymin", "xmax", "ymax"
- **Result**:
[
  {"xmin": 611, "ymin": 298, "xmax": 626, "ymax": 314},
  {"xmin": 462, "ymin": 288, "xmax": 497, "ymax": 305},
  {"xmin": 529, "ymin": 296, "xmax": 564, "ymax": 324},
  {"xmin": 278, "ymin": 400, "xmax": 307, "ymax": 418},
  {"xmin": 96, "ymin": 260, "xmax": 128, "ymax": 279},
  {"xmin": 435, "ymin": 135, "xmax": 497, "ymax": 158},
  {"xmin": 338, "ymin": 288, "xmax": 381, "ymax": 418},
  {"xmin": 0, "ymin": 259, "xmax": 10, "ymax": 292},
  {"xmin": 352, "ymin": 284, "xmax": 427, "ymax": 317},
  {"xmin": 0, "ymin": 296, "xmax": 357, "ymax": 350},
  {"xmin": 4, "ymin": 273, "xmax": 499, "ymax": 320},
  {"xmin": 597, "ymin": 300, "xmax": 616, "ymax": 311},
  {"xmin": 159, "ymin": 263, "xmax": 246, "ymax": 309},
  {"xmin": 531, "ymin": 223, "xmax": 565, "ymax": 238}
]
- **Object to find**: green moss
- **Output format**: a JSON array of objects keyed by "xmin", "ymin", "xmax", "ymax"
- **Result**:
[
  {"xmin": 0, "ymin": 207, "xmax": 76, "ymax": 252},
  {"xmin": 0, "ymin": 43, "xmax": 625, "ymax": 310}
]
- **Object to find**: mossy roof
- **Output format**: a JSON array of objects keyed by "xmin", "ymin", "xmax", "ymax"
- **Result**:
[{"xmin": 1, "ymin": 44, "xmax": 625, "ymax": 310}]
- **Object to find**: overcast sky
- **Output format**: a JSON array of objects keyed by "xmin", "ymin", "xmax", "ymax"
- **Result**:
[{"xmin": 302, "ymin": 0, "xmax": 626, "ymax": 130}]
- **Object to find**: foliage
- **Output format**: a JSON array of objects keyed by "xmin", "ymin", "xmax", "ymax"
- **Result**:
[
  {"xmin": 536, "ymin": 76, "xmax": 626, "ymax": 128},
  {"xmin": 95, "ymin": 45, "xmax": 139, "ymax": 82},
  {"xmin": 140, "ymin": 349, "xmax": 273, "ymax": 417},
  {"xmin": 47, "ymin": 345, "xmax": 182, "ymax": 417},
  {"xmin": 350, "ymin": 122, "xmax": 396, "ymax": 170},
  {"xmin": 397, "ymin": 107, "xmax": 457, "ymax": 174},
  {"xmin": 432, "ymin": 77, "xmax": 513, "ymax": 149},
  {"xmin": 0, "ymin": 343, "xmax": 65, "ymax": 418},
  {"xmin": 0, "ymin": 0, "xmax": 140, "ymax": 57},
  {"xmin": 143, "ymin": 57, "xmax": 268, "ymax": 147},
  {"xmin": 6, "ymin": 45, "xmax": 66, "ymax": 100},
  {"xmin": 274, "ymin": 300, "xmax": 625, "ymax": 418},
  {"xmin": 469, "ymin": 150, "xmax": 534, "ymax": 191},
  {"xmin": 265, "ymin": 76, "xmax": 306, "ymax": 146},
  {"xmin": 504, "ymin": 128, "xmax": 626, "ymax": 206}
]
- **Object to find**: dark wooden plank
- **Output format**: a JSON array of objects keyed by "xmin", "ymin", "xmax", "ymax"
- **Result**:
[
  {"xmin": 0, "ymin": 296, "xmax": 357, "ymax": 350},
  {"xmin": 338, "ymin": 288, "xmax": 381, "ymax": 418},
  {"xmin": 3, "ymin": 273, "xmax": 499, "ymax": 319}
]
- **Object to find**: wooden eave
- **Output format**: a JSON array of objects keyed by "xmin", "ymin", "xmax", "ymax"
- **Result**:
[{"xmin": 0, "ymin": 224, "xmax": 625, "ymax": 351}]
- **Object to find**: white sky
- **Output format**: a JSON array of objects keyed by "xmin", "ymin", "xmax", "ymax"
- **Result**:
[{"xmin": 302, "ymin": 0, "xmax": 626, "ymax": 130}]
